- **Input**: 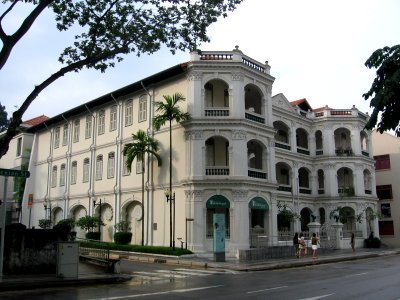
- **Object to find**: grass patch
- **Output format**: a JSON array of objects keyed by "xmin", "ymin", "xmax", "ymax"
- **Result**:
[{"xmin": 79, "ymin": 240, "xmax": 193, "ymax": 256}]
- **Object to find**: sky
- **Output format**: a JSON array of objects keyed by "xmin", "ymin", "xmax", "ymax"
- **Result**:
[{"xmin": 1, "ymin": 0, "xmax": 399, "ymax": 121}]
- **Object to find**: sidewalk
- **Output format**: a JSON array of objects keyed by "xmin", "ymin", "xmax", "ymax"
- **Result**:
[{"xmin": 1, "ymin": 247, "xmax": 399, "ymax": 292}]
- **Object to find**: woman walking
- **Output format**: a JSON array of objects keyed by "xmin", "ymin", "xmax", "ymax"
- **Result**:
[
  {"xmin": 293, "ymin": 232, "xmax": 299, "ymax": 258},
  {"xmin": 311, "ymin": 233, "xmax": 320, "ymax": 259}
]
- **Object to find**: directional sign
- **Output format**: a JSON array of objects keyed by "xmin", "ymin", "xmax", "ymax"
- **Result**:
[{"xmin": 0, "ymin": 168, "xmax": 30, "ymax": 178}]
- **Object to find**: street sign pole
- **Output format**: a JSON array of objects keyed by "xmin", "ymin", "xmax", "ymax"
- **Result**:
[{"xmin": 0, "ymin": 176, "xmax": 8, "ymax": 278}]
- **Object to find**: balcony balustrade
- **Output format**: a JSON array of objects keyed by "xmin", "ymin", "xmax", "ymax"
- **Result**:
[
  {"xmin": 205, "ymin": 108, "xmax": 229, "ymax": 117},
  {"xmin": 275, "ymin": 142, "xmax": 291, "ymax": 150},
  {"xmin": 248, "ymin": 169, "xmax": 267, "ymax": 179},
  {"xmin": 245, "ymin": 112, "xmax": 265, "ymax": 124},
  {"xmin": 205, "ymin": 166, "xmax": 229, "ymax": 176},
  {"xmin": 299, "ymin": 187, "xmax": 312, "ymax": 194},
  {"xmin": 338, "ymin": 186, "xmax": 355, "ymax": 196},
  {"xmin": 297, "ymin": 147, "xmax": 310, "ymax": 155},
  {"xmin": 277, "ymin": 184, "xmax": 292, "ymax": 192},
  {"xmin": 316, "ymin": 149, "xmax": 323, "ymax": 156}
]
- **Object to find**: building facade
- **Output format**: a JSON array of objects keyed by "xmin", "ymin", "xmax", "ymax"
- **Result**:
[
  {"xmin": 0, "ymin": 116, "xmax": 48, "ymax": 225},
  {"xmin": 21, "ymin": 48, "xmax": 378, "ymax": 255},
  {"xmin": 372, "ymin": 131, "xmax": 400, "ymax": 247}
]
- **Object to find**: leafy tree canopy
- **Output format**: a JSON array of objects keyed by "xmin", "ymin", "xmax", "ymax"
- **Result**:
[
  {"xmin": 0, "ymin": 102, "xmax": 9, "ymax": 132},
  {"xmin": 0, "ymin": 0, "xmax": 243, "ymax": 158},
  {"xmin": 363, "ymin": 44, "xmax": 400, "ymax": 136}
]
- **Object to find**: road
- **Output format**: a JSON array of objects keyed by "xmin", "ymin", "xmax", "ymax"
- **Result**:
[{"xmin": 1, "ymin": 255, "xmax": 400, "ymax": 299}]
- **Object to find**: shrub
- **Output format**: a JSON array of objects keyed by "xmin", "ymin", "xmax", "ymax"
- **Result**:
[
  {"xmin": 114, "ymin": 232, "xmax": 132, "ymax": 245},
  {"xmin": 76, "ymin": 215, "xmax": 104, "ymax": 232},
  {"xmin": 86, "ymin": 232, "xmax": 101, "ymax": 240},
  {"xmin": 38, "ymin": 218, "xmax": 51, "ymax": 229},
  {"xmin": 364, "ymin": 237, "xmax": 381, "ymax": 248}
]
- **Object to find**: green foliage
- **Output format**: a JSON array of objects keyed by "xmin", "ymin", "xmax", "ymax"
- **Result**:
[
  {"xmin": 114, "ymin": 220, "xmax": 131, "ymax": 232},
  {"xmin": 86, "ymin": 232, "xmax": 101, "ymax": 240},
  {"xmin": 76, "ymin": 215, "xmax": 104, "ymax": 232},
  {"xmin": 56, "ymin": 218, "xmax": 75, "ymax": 229},
  {"xmin": 363, "ymin": 44, "xmax": 400, "ymax": 136},
  {"xmin": 0, "ymin": 102, "xmax": 9, "ymax": 132},
  {"xmin": 114, "ymin": 232, "xmax": 132, "ymax": 245},
  {"xmin": 329, "ymin": 206, "xmax": 363, "ymax": 224},
  {"xmin": 153, "ymin": 93, "xmax": 191, "ymax": 131},
  {"xmin": 277, "ymin": 201, "xmax": 301, "ymax": 223},
  {"xmin": 38, "ymin": 218, "xmax": 52, "ymax": 229},
  {"xmin": 123, "ymin": 130, "xmax": 162, "ymax": 172},
  {"xmin": 364, "ymin": 237, "xmax": 381, "ymax": 248},
  {"xmin": 79, "ymin": 240, "xmax": 193, "ymax": 256}
]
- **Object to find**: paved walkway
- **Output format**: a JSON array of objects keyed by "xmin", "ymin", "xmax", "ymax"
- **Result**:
[{"xmin": 1, "ymin": 247, "xmax": 399, "ymax": 291}]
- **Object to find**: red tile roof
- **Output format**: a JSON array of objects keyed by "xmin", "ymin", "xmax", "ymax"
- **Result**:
[{"xmin": 22, "ymin": 115, "xmax": 49, "ymax": 127}]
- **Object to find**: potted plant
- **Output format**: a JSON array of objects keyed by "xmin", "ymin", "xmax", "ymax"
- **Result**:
[
  {"xmin": 114, "ymin": 220, "xmax": 132, "ymax": 245},
  {"xmin": 38, "ymin": 218, "xmax": 52, "ymax": 229},
  {"xmin": 55, "ymin": 218, "xmax": 76, "ymax": 241},
  {"xmin": 76, "ymin": 215, "xmax": 104, "ymax": 240}
]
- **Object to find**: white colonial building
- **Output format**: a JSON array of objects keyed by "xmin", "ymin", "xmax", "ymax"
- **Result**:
[{"xmin": 21, "ymin": 48, "xmax": 378, "ymax": 255}]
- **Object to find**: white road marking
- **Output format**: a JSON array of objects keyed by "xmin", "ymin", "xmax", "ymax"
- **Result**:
[
  {"xmin": 298, "ymin": 294, "xmax": 334, "ymax": 300},
  {"xmin": 133, "ymin": 271, "xmax": 187, "ymax": 279},
  {"xmin": 89, "ymin": 285, "xmax": 223, "ymax": 300},
  {"xmin": 247, "ymin": 285, "xmax": 288, "ymax": 294},
  {"xmin": 344, "ymin": 272, "xmax": 368, "ymax": 278},
  {"xmin": 157, "ymin": 269, "xmax": 209, "ymax": 276}
]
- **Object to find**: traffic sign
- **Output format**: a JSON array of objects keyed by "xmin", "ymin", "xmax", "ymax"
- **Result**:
[{"xmin": 0, "ymin": 168, "xmax": 30, "ymax": 178}]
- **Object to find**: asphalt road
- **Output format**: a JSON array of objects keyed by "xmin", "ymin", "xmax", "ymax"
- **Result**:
[{"xmin": 1, "ymin": 255, "xmax": 400, "ymax": 299}]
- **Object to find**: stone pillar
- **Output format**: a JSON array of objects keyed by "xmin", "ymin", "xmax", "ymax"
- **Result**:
[
  {"xmin": 307, "ymin": 222, "xmax": 321, "ymax": 237},
  {"xmin": 232, "ymin": 189, "xmax": 249, "ymax": 253},
  {"xmin": 332, "ymin": 222, "xmax": 344, "ymax": 249}
]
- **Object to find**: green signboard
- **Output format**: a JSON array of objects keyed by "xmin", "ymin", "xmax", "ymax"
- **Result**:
[
  {"xmin": 248, "ymin": 197, "xmax": 268, "ymax": 210},
  {"xmin": 0, "ymin": 168, "xmax": 30, "ymax": 178},
  {"xmin": 206, "ymin": 195, "xmax": 230, "ymax": 209}
]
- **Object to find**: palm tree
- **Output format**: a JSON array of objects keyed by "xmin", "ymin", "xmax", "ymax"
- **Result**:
[
  {"xmin": 123, "ymin": 129, "xmax": 162, "ymax": 246},
  {"xmin": 153, "ymin": 93, "xmax": 190, "ymax": 249}
]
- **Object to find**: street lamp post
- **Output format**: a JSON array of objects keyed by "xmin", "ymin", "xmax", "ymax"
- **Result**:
[
  {"xmin": 93, "ymin": 199, "xmax": 102, "ymax": 238},
  {"xmin": 164, "ymin": 190, "xmax": 175, "ymax": 250}
]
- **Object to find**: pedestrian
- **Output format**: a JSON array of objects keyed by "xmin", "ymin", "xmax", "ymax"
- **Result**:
[
  {"xmin": 351, "ymin": 232, "xmax": 355, "ymax": 253},
  {"xmin": 311, "ymin": 232, "xmax": 320, "ymax": 259},
  {"xmin": 298, "ymin": 232, "xmax": 306, "ymax": 257},
  {"xmin": 293, "ymin": 232, "xmax": 299, "ymax": 258}
]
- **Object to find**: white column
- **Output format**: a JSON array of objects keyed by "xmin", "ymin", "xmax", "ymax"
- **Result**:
[
  {"xmin": 323, "ymin": 125, "xmax": 335, "ymax": 156},
  {"xmin": 190, "ymin": 191, "xmax": 206, "ymax": 252},
  {"xmin": 232, "ymin": 190, "xmax": 249, "ymax": 252}
]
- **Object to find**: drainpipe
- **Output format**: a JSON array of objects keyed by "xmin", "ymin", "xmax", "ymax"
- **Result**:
[
  {"xmin": 61, "ymin": 115, "xmax": 71, "ymax": 219},
  {"xmin": 111, "ymin": 94, "xmax": 122, "ymax": 228},
  {"xmin": 141, "ymin": 81, "xmax": 154, "ymax": 246}
]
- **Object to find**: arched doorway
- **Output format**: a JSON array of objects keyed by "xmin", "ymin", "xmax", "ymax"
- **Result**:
[
  {"xmin": 248, "ymin": 197, "xmax": 269, "ymax": 247},
  {"xmin": 206, "ymin": 195, "xmax": 230, "ymax": 239},
  {"xmin": 126, "ymin": 201, "xmax": 143, "ymax": 245}
]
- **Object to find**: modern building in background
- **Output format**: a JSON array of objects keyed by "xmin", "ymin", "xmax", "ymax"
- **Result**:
[
  {"xmin": 372, "ymin": 131, "xmax": 400, "ymax": 247},
  {"xmin": 0, "ymin": 115, "xmax": 48, "ymax": 224},
  {"xmin": 20, "ymin": 48, "xmax": 378, "ymax": 255}
]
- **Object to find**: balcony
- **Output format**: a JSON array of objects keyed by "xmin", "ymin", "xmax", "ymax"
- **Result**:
[
  {"xmin": 299, "ymin": 187, "xmax": 312, "ymax": 194},
  {"xmin": 248, "ymin": 169, "xmax": 267, "ymax": 179},
  {"xmin": 205, "ymin": 108, "xmax": 229, "ymax": 117},
  {"xmin": 275, "ymin": 142, "xmax": 291, "ymax": 151},
  {"xmin": 318, "ymin": 189, "xmax": 325, "ymax": 195},
  {"xmin": 362, "ymin": 151, "xmax": 369, "ymax": 157},
  {"xmin": 206, "ymin": 166, "xmax": 229, "ymax": 176},
  {"xmin": 338, "ymin": 186, "xmax": 355, "ymax": 196},
  {"xmin": 316, "ymin": 149, "xmax": 323, "ymax": 156},
  {"xmin": 335, "ymin": 148, "xmax": 353, "ymax": 156},
  {"xmin": 277, "ymin": 185, "xmax": 292, "ymax": 192},
  {"xmin": 245, "ymin": 112, "xmax": 265, "ymax": 124},
  {"xmin": 297, "ymin": 147, "xmax": 310, "ymax": 155}
]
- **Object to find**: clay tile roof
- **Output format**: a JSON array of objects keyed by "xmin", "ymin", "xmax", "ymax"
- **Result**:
[
  {"xmin": 22, "ymin": 115, "xmax": 49, "ymax": 127},
  {"xmin": 290, "ymin": 99, "xmax": 307, "ymax": 107}
]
